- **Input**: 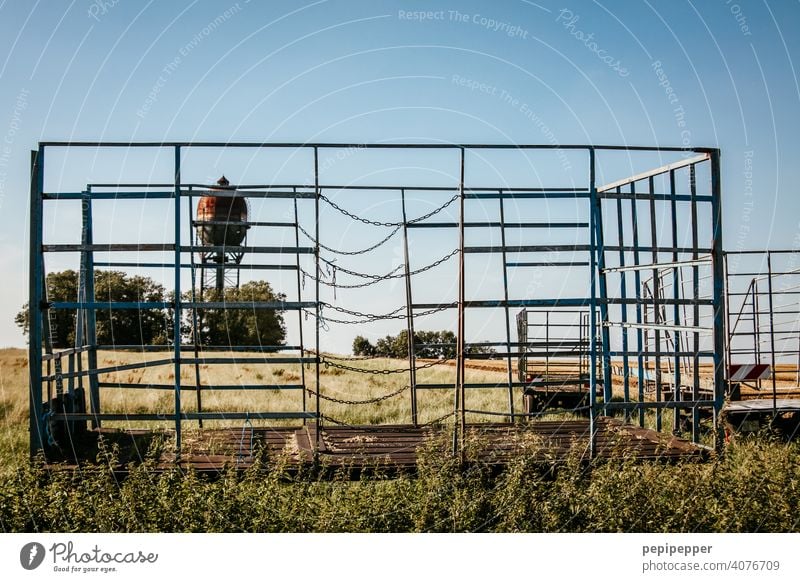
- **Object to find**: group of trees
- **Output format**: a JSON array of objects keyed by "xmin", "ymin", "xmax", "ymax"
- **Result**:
[
  {"xmin": 16, "ymin": 270, "xmax": 286, "ymax": 348},
  {"xmin": 353, "ymin": 330, "xmax": 495, "ymax": 359}
]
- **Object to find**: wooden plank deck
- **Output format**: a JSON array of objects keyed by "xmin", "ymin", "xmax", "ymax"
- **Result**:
[
  {"xmin": 44, "ymin": 417, "xmax": 707, "ymax": 475},
  {"xmin": 724, "ymin": 398, "xmax": 800, "ymax": 414}
]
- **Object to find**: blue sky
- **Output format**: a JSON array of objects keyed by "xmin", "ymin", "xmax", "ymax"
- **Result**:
[{"xmin": 0, "ymin": 0, "xmax": 798, "ymax": 349}]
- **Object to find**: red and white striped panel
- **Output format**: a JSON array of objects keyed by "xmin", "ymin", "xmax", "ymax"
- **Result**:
[{"xmin": 729, "ymin": 364, "xmax": 771, "ymax": 382}]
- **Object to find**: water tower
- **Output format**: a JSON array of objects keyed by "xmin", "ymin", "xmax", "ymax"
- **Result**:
[{"xmin": 195, "ymin": 176, "xmax": 249, "ymax": 296}]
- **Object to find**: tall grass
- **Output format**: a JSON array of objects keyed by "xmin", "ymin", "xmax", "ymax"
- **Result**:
[
  {"xmin": 2, "ymin": 348, "xmax": 800, "ymax": 532},
  {"xmin": 1, "ymin": 436, "xmax": 799, "ymax": 532}
]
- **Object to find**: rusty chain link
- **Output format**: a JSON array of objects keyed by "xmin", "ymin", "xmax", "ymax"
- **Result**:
[
  {"xmin": 300, "ymin": 248, "xmax": 459, "ymax": 290},
  {"xmin": 319, "ymin": 192, "xmax": 459, "ymax": 227},
  {"xmin": 297, "ymin": 223, "xmax": 401, "ymax": 255},
  {"xmin": 305, "ymin": 383, "xmax": 408, "ymax": 405},
  {"xmin": 319, "ymin": 356, "xmax": 452, "ymax": 375}
]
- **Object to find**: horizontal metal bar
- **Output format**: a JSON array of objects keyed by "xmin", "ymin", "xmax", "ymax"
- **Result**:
[
  {"xmin": 597, "ymin": 153, "xmax": 711, "ymax": 192},
  {"xmin": 604, "ymin": 321, "xmax": 713, "ymax": 334},
  {"xmin": 726, "ymin": 271, "xmax": 800, "ymax": 277},
  {"xmin": 602, "ymin": 256, "xmax": 712, "ymax": 273},
  {"xmin": 42, "ymin": 141, "xmax": 710, "ymax": 152},
  {"xmin": 600, "ymin": 193, "xmax": 714, "ymax": 203},
  {"xmin": 193, "ymin": 220, "xmax": 297, "ymax": 227},
  {"xmin": 724, "ymin": 249, "xmax": 800, "ymax": 256},
  {"xmin": 96, "ymin": 383, "xmax": 175, "ymax": 390},
  {"xmin": 602, "ymin": 400, "xmax": 716, "ymax": 410},
  {"xmin": 467, "ymin": 299, "xmax": 592, "ymax": 308},
  {"xmin": 729, "ymin": 330, "xmax": 800, "ymax": 337},
  {"xmin": 95, "ymin": 344, "xmax": 301, "ymax": 352},
  {"xmin": 42, "ymin": 358, "xmax": 174, "ymax": 381},
  {"xmin": 603, "ymin": 245, "xmax": 713, "ymax": 254},
  {"xmin": 44, "ymin": 244, "xmax": 174, "ymax": 252},
  {"xmin": 41, "ymin": 346, "xmax": 92, "ymax": 361},
  {"xmin": 412, "ymin": 299, "xmax": 593, "ymax": 309},
  {"xmin": 464, "ymin": 352, "xmax": 527, "ymax": 359},
  {"xmin": 51, "ymin": 301, "xmax": 170, "ymax": 309},
  {"xmin": 513, "ymin": 351, "xmax": 597, "ymax": 357},
  {"xmin": 93, "ymin": 262, "xmax": 299, "ymax": 271},
  {"xmin": 95, "ymin": 262, "xmax": 195, "ymax": 269},
  {"xmin": 44, "ymin": 191, "xmax": 175, "ymax": 200},
  {"xmin": 185, "ymin": 190, "xmax": 316, "ymax": 199},
  {"xmin": 727, "ymin": 290, "xmax": 800, "ymax": 297},
  {"xmin": 181, "ymin": 412, "xmax": 317, "ymax": 420},
  {"xmin": 96, "ymin": 382, "xmax": 305, "ymax": 391},
  {"xmin": 50, "ymin": 412, "xmax": 317, "ymax": 421},
  {"xmin": 183, "ymin": 245, "xmax": 314, "ymax": 254},
  {"xmin": 208, "ymin": 264, "xmax": 299, "ymax": 271},
  {"xmin": 416, "ymin": 382, "xmax": 534, "ymax": 390},
  {"xmin": 519, "ymin": 308, "xmax": 591, "ymax": 314},
  {"xmin": 507, "ymin": 261, "xmax": 590, "ymax": 267},
  {"xmin": 464, "ymin": 192, "xmax": 591, "ymax": 200},
  {"xmin": 182, "ymin": 301, "xmax": 316, "ymax": 310},
  {"xmin": 606, "ymin": 351, "xmax": 715, "ymax": 357},
  {"xmin": 407, "ymin": 221, "xmax": 589, "ymax": 229},
  {"xmin": 520, "ymin": 379, "xmax": 593, "ymax": 387},
  {"xmin": 465, "ymin": 245, "xmax": 591, "ymax": 253},
  {"xmin": 182, "ymin": 357, "xmax": 317, "ymax": 364},
  {"xmin": 411, "ymin": 302, "xmax": 457, "ymax": 310},
  {"xmin": 520, "ymin": 341, "xmax": 587, "ymax": 347}
]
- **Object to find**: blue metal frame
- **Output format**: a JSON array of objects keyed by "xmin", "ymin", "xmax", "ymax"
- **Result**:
[{"xmin": 28, "ymin": 142, "xmax": 727, "ymax": 459}]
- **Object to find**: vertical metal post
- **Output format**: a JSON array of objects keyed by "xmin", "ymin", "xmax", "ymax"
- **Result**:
[
  {"xmin": 767, "ymin": 252, "xmax": 777, "ymax": 415},
  {"xmin": 592, "ymin": 160, "xmax": 612, "ymax": 413},
  {"xmin": 753, "ymin": 279, "xmax": 761, "ymax": 380},
  {"xmin": 313, "ymin": 148, "xmax": 321, "ymax": 451},
  {"xmin": 690, "ymin": 164, "xmax": 701, "ymax": 442},
  {"xmin": 454, "ymin": 147, "xmax": 466, "ymax": 456},
  {"xmin": 545, "ymin": 312, "xmax": 550, "ymax": 380},
  {"xmin": 709, "ymin": 149, "xmax": 726, "ymax": 451},
  {"xmin": 670, "ymin": 169, "xmax": 682, "ymax": 434},
  {"xmin": 293, "ymin": 196, "xmax": 307, "ymax": 422},
  {"xmin": 188, "ymin": 187, "xmax": 203, "ymax": 427},
  {"xmin": 173, "ymin": 146, "xmax": 183, "ymax": 455},
  {"xmin": 82, "ymin": 187, "xmax": 99, "ymax": 428},
  {"xmin": 67, "ymin": 353, "xmax": 75, "ymax": 397},
  {"xmin": 630, "ymin": 183, "xmax": 645, "ymax": 427},
  {"xmin": 648, "ymin": 176, "xmax": 663, "ymax": 432},
  {"xmin": 400, "ymin": 189, "xmax": 418, "ymax": 425},
  {"xmin": 615, "ymin": 194, "xmax": 630, "ymax": 421},
  {"xmin": 498, "ymin": 191, "xmax": 515, "ymax": 421},
  {"xmin": 29, "ymin": 149, "xmax": 45, "ymax": 456},
  {"xmin": 588, "ymin": 148, "xmax": 598, "ymax": 458},
  {"xmin": 722, "ymin": 248, "xmax": 730, "ymax": 395}
]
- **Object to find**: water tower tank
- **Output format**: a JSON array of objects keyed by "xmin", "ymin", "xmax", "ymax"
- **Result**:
[{"xmin": 196, "ymin": 176, "xmax": 249, "ymax": 246}]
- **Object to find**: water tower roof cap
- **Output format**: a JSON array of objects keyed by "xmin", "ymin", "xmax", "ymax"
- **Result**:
[{"xmin": 217, "ymin": 175, "xmax": 229, "ymax": 187}]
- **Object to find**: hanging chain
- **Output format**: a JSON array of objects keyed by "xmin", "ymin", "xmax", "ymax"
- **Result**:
[
  {"xmin": 308, "ymin": 302, "xmax": 453, "ymax": 325},
  {"xmin": 300, "ymin": 248, "xmax": 459, "ymax": 290},
  {"xmin": 319, "ymin": 357, "xmax": 452, "ymax": 375},
  {"xmin": 305, "ymin": 383, "xmax": 408, "ymax": 405},
  {"xmin": 298, "ymin": 223, "xmax": 401, "ymax": 255},
  {"xmin": 319, "ymin": 193, "xmax": 459, "ymax": 227}
]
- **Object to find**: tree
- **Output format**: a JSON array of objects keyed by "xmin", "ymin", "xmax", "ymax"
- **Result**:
[
  {"xmin": 350, "ymin": 329, "xmax": 487, "ymax": 359},
  {"xmin": 352, "ymin": 335, "xmax": 376, "ymax": 357},
  {"xmin": 16, "ymin": 270, "xmax": 169, "ymax": 348},
  {"xmin": 195, "ymin": 280, "xmax": 286, "ymax": 347},
  {"xmin": 15, "ymin": 270, "xmax": 79, "ymax": 348},
  {"xmin": 17, "ymin": 271, "xmax": 287, "ymax": 349}
]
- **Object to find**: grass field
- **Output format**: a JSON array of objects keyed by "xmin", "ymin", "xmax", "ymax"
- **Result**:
[{"xmin": 2, "ymin": 347, "xmax": 800, "ymax": 532}]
